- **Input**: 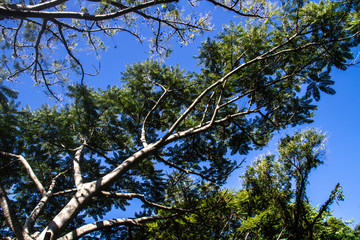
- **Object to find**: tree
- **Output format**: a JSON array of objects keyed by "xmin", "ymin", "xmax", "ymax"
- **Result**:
[
  {"xmin": 0, "ymin": 0, "xmax": 270, "ymax": 98},
  {"xmin": 0, "ymin": 0, "xmax": 360, "ymax": 239},
  {"xmin": 134, "ymin": 130, "xmax": 359, "ymax": 240},
  {"xmin": 240, "ymin": 129, "xmax": 343, "ymax": 239}
]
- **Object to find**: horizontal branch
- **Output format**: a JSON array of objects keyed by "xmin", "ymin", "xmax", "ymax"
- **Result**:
[
  {"xmin": 58, "ymin": 214, "xmax": 178, "ymax": 240},
  {"xmin": 0, "ymin": 0, "xmax": 176, "ymax": 21},
  {"xmin": 1, "ymin": 0, "xmax": 68, "ymax": 11},
  {"xmin": 52, "ymin": 188, "xmax": 77, "ymax": 196},
  {"xmin": 101, "ymin": 191, "xmax": 189, "ymax": 212}
]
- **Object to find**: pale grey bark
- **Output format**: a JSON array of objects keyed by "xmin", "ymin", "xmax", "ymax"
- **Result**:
[
  {"xmin": 24, "ymin": 172, "xmax": 63, "ymax": 234},
  {"xmin": 72, "ymin": 144, "xmax": 85, "ymax": 189},
  {"xmin": 39, "ymin": 142, "xmax": 158, "ymax": 239},
  {"xmin": 0, "ymin": 152, "xmax": 46, "ymax": 196},
  {"xmin": 0, "ymin": 183, "xmax": 32, "ymax": 240},
  {"xmin": 58, "ymin": 214, "xmax": 178, "ymax": 240}
]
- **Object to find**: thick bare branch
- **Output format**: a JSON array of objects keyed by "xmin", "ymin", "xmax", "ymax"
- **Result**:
[
  {"xmin": 73, "ymin": 144, "xmax": 85, "ymax": 189},
  {"xmin": 1, "ymin": 0, "xmax": 68, "ymax": 11},
  {"xmin": 0, "ymin": 183, "xmax": 30, "ymax": 240},
  {"xmin": 0, "ymin": 0, "xmax": 177, "ymax": 21},
  {"xmin": 39, "ymin": 142, "xmax": 158, "ymax": 239},
  {"xmin": 58, "ymin": 214, "xmax": 178, "ymax": 240}
]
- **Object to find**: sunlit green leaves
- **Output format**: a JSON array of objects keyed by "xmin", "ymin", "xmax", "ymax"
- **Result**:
[{"xmin": 134, "ymin": 130, "xmax": 357, "ymax": 239}]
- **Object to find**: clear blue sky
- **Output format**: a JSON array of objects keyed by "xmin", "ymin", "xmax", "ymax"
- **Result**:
[{"xmin": 8, "ymin": 2, "xmax": 360, "ymax": 226}]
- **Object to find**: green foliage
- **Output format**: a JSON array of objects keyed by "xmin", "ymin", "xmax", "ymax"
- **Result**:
[
  {"xmin": 0, "ymin": 0, "xmax": 360, "ymax": 239},
  {"xmin": 135, "ymin": 178, "xmax": 242, "ymax": 239},
  {"xmin": 135, "ymin": 130, "xmax": 359, "ymax": 240},
  {"xmin": 0, "ymin": 0, "xmax": 213, "ymax": 88},
  {"xmin": 0, "ymin": 81, "xmax": 18, "ymax": 108}
]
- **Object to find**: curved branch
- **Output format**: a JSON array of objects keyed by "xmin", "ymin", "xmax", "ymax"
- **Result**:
[
  {"xmin": 56, "ymin": 22, "xmax": 85, "ymax": 84},
  {"xmin": 205, "ymin": 0, "xmax": 265, "ymax": 18},
  {"xmin": 13, "ymin": 19, "xmax": 23, "ymax": 58},
  {"xmin": 141, "ymin": 78, "xmax": 168, "ymax": 147},
  {"xmin": 310, "ymin": 183, "xmax": 341, "ymax": 228}
]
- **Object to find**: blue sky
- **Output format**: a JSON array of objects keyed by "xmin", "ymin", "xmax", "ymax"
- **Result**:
[{"xmin": 8, "ymin": 2, "xmax": 360, "ymax": 226}]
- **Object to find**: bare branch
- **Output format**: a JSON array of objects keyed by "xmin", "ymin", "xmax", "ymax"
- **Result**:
[
  {"xmin": 100, "ymin": 191, "xmax": 189, "ymax": 212},
  {"xmin": 160, "ymin": 32, "xmax": 305, "ymax": 142},
  {"xmin": 52, "ymin": 188, "xmax": 77, "ymax": 196},
  {"xmin": 162, "ymin": 76, "xmax": 225, "ymax": 141},
  {"xmin": 0, "ymin": 151, "xmax": 46, "ymax": 196},
  {"xmin": 205, "ymin": 0, "xmax": 265, "ymax": 18},
  {"xmin": 141, "ymin": 77, "xmax": 168, "ymax": 147},
  {"xmin": 13, "ymin": 19, "xmax": 23, "ymax": 58},
  {"xmin": 56, "ymin": 22, "xmax": 85, "ymax": 84},
  {"xmin": 24, "ymin": 172, "xmax": 64, "ymax": 233},
  {"xmin": 200, "ymin": 91, "xmax": 216, "ymax": 125},
  {"xmin": 73, "ymin": 144, "xmax": 85, "ymax": 189},
  {"xmin": 1, "ymin": 0, "xmax": 68, "ymax": 11},
  {"xmin": 51, "ymin": 18, "xmax": 140, "ymax": 40},
  {"xmin": 209, "ymin": 78, "xmax": 228, "ymax": 126},
  {"xmin": 58, "ymin": 214, "xmax": 178, "ymax": 240},
  {"xmin": 154, "ymin": 153, "xmax": 215, "ymax": 182},
  {"xmin": 0, "ymin": 0, "xmax": 178, "ymax": 21},
  {"xmin": 0, "ymin": 183, "xmax": 29, "ymax": 240}
]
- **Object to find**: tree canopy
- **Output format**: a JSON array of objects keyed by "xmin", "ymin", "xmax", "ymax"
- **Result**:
[
  {"xmin": 0, "ymin": 0, "xmax": 359, "ymax": 239},
  {"xmin": 0, "ymin": 0, "xmax": 271, "ymax": 97},
  {"xmin": 134, "ymin": 129, "xmax": 360, "ymax": 240}
]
